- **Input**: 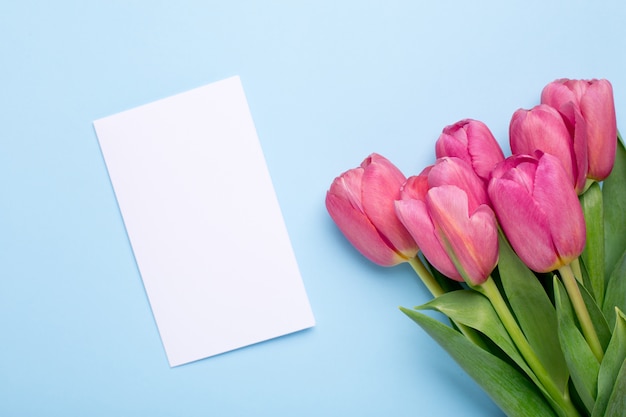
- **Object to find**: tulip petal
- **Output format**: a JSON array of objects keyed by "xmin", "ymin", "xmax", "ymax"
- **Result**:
[
  {"xmin": 436, "ymin": 131, "xmax": 471, "ymax": 162},
  {"xmin": 488, "ymin": 173, "xmax": 560, "ymax": 273},
  {"xmin": 465, "ymin": 120, "xmax": 505, "ymax": 180},
  {"xmin": 579, "ymin": 80, "xmax": 617, "ymax": 180},
  {"xmin": 542, "ymin": 78, "xmax": 617, "ymax": 181},
  {"xmin": 428, "ymin": 157, "xmax": 489, "ymax": 212},
  {"xmin": 395, "ymin": 199, "xmax": 460, "ymax": 280},
  {"xmin": 326, "ymin": 190, "xmax": 405, "ymax": 266},
  {"xmin": 532, "ymin": 153, "xmax": 586, "ymax": 265},
  {"xmin": 361, "ymin": 154, "xmax": 418, "ymax": 258},
  {"xmin": 567, "ymin": 103, "xmax": 589, "ymax": 192},
  {"xmin": 541, "ymin": 80, "xmax": 578, "ymax": 126},
  {"xmin": 400, "ymin": 173, "xmax": 429, "ymax": 201},
  {"xmin": 426, "ymin": 185, "xmax": 498, "ymax": 285},
  {"xmin": 492, "ymin": 154, "xmax": 540, "ymax": 191},
  {"xmin": 510, "ymin": 105, "xmax": 578, "ymax": 189},
  {"xmin": 436, "ymin": 119, "xmax": 504, "ymax": 182},
  {"xmin": 331, "ymin": 167, "xmax": 365, "ymax": 212},
  {"xmin": 563, "ymin": 78, "xmax": 588, "ymax": 101}
]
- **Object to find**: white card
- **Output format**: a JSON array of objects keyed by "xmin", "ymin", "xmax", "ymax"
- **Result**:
[{"xmin": 94, "ymin": 76, "xmax": 315, "ymax": 367}]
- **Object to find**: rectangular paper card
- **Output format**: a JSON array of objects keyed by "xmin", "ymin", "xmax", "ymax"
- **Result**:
[{"xmin": 94, "ymin": 76, "xmax": 315, "ymax": 367}]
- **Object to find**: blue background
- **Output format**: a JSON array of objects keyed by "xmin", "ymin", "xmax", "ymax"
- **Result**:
[{"xmin": 1, "ymin": 1, "xmax": 625, "ymax": 416}]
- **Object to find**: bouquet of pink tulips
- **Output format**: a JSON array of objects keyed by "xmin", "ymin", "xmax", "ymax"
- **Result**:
[{"xmin": 326, "ymin": 79, "xmax": 625, "ymax": 417}]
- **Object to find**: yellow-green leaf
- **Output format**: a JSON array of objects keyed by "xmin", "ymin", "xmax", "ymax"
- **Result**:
[
  {"xmin": 497, "ymin": 234, "xmax": 569, "ymax": 393},
  {"xmin": 603, "ymin": 250, "xmax": 626, "ymax": 330},
  {"xmin": 401, "ymin": 307, "xmax": 557, "ymax": 417},
  {"xmin": 554, "ymin": 277, "xmax": 599, "ymax": 413},
  {"xmin": 603, "ymin": 133, "xmax": 626, "ymax": 283},
  {"xmin": 416, "ymin": 290, "xmax": 534, "ymax": 380},
  {"xmin": 580, "ymin": 182, "xmax": 605, "ymax": 306},
  {"xmin": 593, "ymin": 309, "xmax": 626, "ymax": 417},
  {"xmin": 604, "ymin": 357, "xmax": 626, "ymax": 417}
]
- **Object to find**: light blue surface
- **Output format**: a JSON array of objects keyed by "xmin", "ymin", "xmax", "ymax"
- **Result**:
[{"xmin": 1, "ymin": 1, "xmax": 625, "ymax": 415}]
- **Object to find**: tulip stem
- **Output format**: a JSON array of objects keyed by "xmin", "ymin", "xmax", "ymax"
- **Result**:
[
  {"xmin": 408, "ymin": 257, "xmax": 445, "ymax": 297},
  {"xmin": 559, "ymin": 264, "xmax": 604, "ymax": 362},
  {"xmin": 570, "ymin": 258, "xmax": 583, "ymax": 284},
  {"xmin": 477, "ymin": 277, "xmax": 581, "ymax": 417},
  {"xmin": 407, "ymin": 257, "xmax": 486, "ymax": 348}
]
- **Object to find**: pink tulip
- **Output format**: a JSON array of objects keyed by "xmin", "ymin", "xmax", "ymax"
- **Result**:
[
  {"xmin": 326, "ymin": 153, "xmax": 419, "ymax": 266},
  {"xmin": 427, "ymin": 155, "xmax": 490, "ymax": 208},
  {"xmin": 395, "ymin": 157, "xmax": 498, "ymax": 285},
  {"xmin": 509, "ymin": 104, "xmax": 588, "ymax": 193},
  {"xmin": 488, "ymin": 152, "xmax": 586, "ymax": 273},
  {"xmin": 541, "ymin": 78, "xmax": 617, "ymax": 180},
  {"xmin": 435, "ymin": 119, "xmax": 505, "ymax": 182}
]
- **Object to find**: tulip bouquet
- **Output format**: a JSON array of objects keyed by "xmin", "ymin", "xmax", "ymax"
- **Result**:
[{"xmin": 326, "ymin": 79, "xmax": 626, "ymax": 417}]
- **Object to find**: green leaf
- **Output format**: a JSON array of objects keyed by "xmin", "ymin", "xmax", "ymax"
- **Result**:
[
  {"xmin": 416, "ymin": 290, "xmax": 533, "ymax": 379},
  {"xmin": 400, "ymin": 307, "xmax": 557, "ymax": 417},
  {"xmin": 497, "ymin": 234, "xmax": 569, "ymax": 393},
  {"xmin": 593, "ymin": 309, "xmax": 626, "ymax": 417},
  {"xmin": 603, "ymin": 133, "xmax": 626, "ymax": 284},
  {"xmin": 554, "ymin": 277, "xmax": 599, "ymax": 413},
  {"xmin": 604, "ymin": 356, "xmax": 626, "ymax": 417},
  {"xmin": 576, "ymin": 277, "xmax": 612, "ymax": 351},
  {"xmin": 603, "ymin": 249, "xmax": 626, "ymax": 330},
  {"xmin": 580, "ymin": 182, "xmax": 605, "ymax": 306}
]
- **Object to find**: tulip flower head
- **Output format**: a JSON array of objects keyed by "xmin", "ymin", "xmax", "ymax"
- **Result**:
[
  {"xmin": 325, "ymin": 153, "xmax": 419, "ymax": 266},
  {"xmin": 395, "ymin": 157, "xmax": 498, "ymax": 285},
  {"xmin": 510, "ymin": 104, "xmax": 588, "ymax": 193},
  {"xmin": 436, "ymin": 119, "xmax": 505, "ymax": 182},
  {"xmin": 541, "ymin": 78, "xmax": 617, "ymax": 180},
  {"xmin": 488, "ymin": 151, "xmax": 586, "ymax": 273}
]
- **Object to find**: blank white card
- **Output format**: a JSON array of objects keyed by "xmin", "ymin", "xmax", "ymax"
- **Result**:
[{"xmin": 94, "ymin": 76, "xmax": 315, "ymax": 366}]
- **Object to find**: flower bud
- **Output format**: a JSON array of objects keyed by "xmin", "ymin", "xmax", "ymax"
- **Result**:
[
  {"xmin": 488, "ymin": 152, "xmax": 586, "ymax": 272},
  {"xmin": 509, "ymin": 104, "xmax": 587, "ymax": 193},
  {"xmin": 395, "ymin": 157, "xmax": 498, "ymax": 285},
  {"xmin": 436, "ymin": 119, "xmax": 505, "ymax": 182},
  {"xmin": 541, "ymin": 78, "xmax": 617, "ymax": 180},
  {"xmin": 326, "ymin": 153, "xmax": 418, "ymax": 266}
]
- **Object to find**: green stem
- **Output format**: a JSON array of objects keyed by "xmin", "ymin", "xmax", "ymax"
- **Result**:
[
  {"xmin": 559, "ymin": 264, "xmax": 604, "ymax": 362},
  {"xmin": 477, "ymin": 277, "xmax": 581, "ymax": 417},
  {"xmin": 407, "ymin": 257, "xmax": 486, "ymax": 349},
  {"xmin": 570, "ymin": 258, "xmax": 583, "ymax": 284},
  {"xmin": 408, "ymin": 257, "xmax": 445, "ymax": 297}
]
